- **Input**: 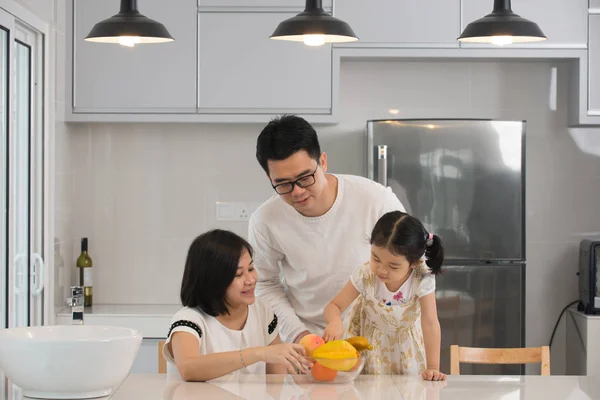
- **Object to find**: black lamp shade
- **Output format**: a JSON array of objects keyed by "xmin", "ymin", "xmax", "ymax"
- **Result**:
[
  {"xmin": 270, "ymin": 0, "xmax": 358, "ymax": 45},
  {"xmin": 458, "ymin": 0, "xmax": 546, "ymax": 44},
  {"xmin": 85, "ymin": 0, "xmax": 174, "ymax": 45}
]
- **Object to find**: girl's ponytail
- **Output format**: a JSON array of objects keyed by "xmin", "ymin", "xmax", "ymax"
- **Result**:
[
  {"xmin": 371, "ymin": 211, "xmax": 445, "ymax": 274},
  {"xmin": 425, "ymin": 234, "xmax": 444, "ymax": 275}
]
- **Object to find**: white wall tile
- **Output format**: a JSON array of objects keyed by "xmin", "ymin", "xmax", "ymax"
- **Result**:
[
  {"xmin": 470, "ymin": 60, "xmax": 555, "ymax": 114},
  {"xmin": 525, "ymin": 241, "xmax": 581, "ymax": 375},
  {"xmin": 90, "ymin": 237, "xmax": 181, "ymax": 304},
  {"xmin": 54, "ymin": 122, "xmax": 71, "ymax": 174},
  {"xmin": 157, "ymin": 237, "xmax": 191, "ymax": 301},
  {"xmin": 55, "ymin": 241, "xmax": 71, "ymax": 301},
  {"xmin": 337, "ymin": 60, "xmax": 472, "ymax": 120}
]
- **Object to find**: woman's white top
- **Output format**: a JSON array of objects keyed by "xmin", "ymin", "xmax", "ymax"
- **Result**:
[{"xmin": 162, "ymin": 297, "xmax": 279, "ymax": 378}]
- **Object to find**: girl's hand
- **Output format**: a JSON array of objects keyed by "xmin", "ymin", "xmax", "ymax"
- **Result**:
[
  {"xmin": 422, "ymin": 368, "xmax": 447, "ymax": 381},
  {"xmin": 262, "ymin": 343, "xmax": 312, "ymax": 374},
  {"xmin": 323, "ymin": 320, "xmax": 343, "ymax": 342}
]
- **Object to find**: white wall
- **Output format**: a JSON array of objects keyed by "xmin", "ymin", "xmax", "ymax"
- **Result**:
[
  {"xmin": 64, "ymin": 58, "xmax": 600, "ymax": 374},
  {"xmin": 14, "ymin": 0, "xmax": 52, "ymax": 21}
]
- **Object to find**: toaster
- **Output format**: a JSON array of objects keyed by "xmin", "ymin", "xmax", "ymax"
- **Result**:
[{"xmin": 577, "ymin": 239, "xmax": 600, "ymax": 315}]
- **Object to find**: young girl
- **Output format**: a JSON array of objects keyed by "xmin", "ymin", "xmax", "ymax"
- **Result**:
[
  {"xmin": 323, "ymin": 211, "xmax": 446, "ymax": 381},
  {"xmin": 162, "ymin": 229, "xmax": 312, "ymax": 381}
]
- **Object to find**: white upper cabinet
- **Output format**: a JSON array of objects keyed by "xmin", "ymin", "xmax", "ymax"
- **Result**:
[
  {"xmin": 461, "ymin": 0, "xmax": 588, "ymax": 47},
  {"xmin": 198, "ymin": 0, "xmax": 331, "ymax": 8},
  {"xmin": 587, "ymin": 15, "xmax": 600, "ymax": 113},
  {"xmin": 333, "ymin": 0, "xmax": 461, "ymax": 46},
  {"xmin": 197, "ymin": 12, "xmax": 332, "ymax": 113},
  {"xmin": 72, "ymin": 0, "xmax": 197, "ymax": 112},
  {"xmin": 66, "ymin": 0, "xmax": 595, "ymax": 124}
]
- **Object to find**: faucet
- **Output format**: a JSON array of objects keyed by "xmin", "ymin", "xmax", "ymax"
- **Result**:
[{"xmin": 67, "ymin": 286, "xmax": 84, "ymax": 325}]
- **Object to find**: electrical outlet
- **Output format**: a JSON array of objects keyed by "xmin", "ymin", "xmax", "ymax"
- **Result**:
[
  {"xmin": 216, "ymin": 202, "xmax": 261, "ymax": 221},
  {"xmin": 239, "ymin": 204, "xmax": 250, "ymax": 220}
]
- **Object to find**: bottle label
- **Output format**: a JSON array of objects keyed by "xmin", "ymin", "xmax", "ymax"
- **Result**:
[{"xmin": 83, "ymin": 268, "xmax": 93, "ymax": 287}]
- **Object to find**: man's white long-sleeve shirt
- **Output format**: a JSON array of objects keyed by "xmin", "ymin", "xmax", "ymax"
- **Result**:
[{"xmin": 248, "ymin": 174, "xmax": 405, "ymax": 342}]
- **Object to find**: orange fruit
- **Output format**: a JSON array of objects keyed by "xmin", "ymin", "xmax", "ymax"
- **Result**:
[
  {"xmin": 299, "ymin": 334, "xmax": 325, "ymax": 357},
  {"xmin": 311, "ymin": 362, "xmax": 338, "ymax": 382}
]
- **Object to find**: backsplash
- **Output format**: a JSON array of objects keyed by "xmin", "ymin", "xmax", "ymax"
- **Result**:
[{"xmin": 55, "ymin": 59, "xmax": 600, "ymax": 374}]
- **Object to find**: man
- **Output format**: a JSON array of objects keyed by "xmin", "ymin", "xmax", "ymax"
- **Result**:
[{"xmin": 249, "ymin": 114, "xmax": 405, "ymax": 344}]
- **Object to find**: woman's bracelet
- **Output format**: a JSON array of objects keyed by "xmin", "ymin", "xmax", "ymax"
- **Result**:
[{"xmin": 239, "ymin": 349, "xmax": 247, "ymax": 368}]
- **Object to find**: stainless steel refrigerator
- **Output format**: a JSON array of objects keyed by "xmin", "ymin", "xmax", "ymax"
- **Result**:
[{"xmin": 366, "ymin": 119, "xmax": 526, "ymax": 375}]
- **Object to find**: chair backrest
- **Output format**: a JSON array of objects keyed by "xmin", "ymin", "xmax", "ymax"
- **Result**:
[
  {"xmin": 450, "ymin": 345, "xmax": 550, "ymax": 376},
  {"xmin": 158, "ymin": 340, "xmax": 167, "ymax": 374}
]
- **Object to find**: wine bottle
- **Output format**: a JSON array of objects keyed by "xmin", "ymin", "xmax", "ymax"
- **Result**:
[{"xmin": 76, "ymin": 237, "xmax": 93, "ymax": 307}]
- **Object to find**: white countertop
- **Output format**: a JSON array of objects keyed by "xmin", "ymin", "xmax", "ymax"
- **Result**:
[
  {"xmin": 6, "ymin": 373, "xmax": 595, "ymax": 400},
  {"xmin": 120, "ymin": 374, "xmax": 600, "ymax": 400},
  {"xmin": 54, "ymin": 304, "xmax": 180, "ymax": 338},
  {"xmin": 569, "ymin": 307, "xmax": 600, "ymax": 319},
  {"xmin": 55, "ymin": 304, "xmax": 181, "ymax": 317}
]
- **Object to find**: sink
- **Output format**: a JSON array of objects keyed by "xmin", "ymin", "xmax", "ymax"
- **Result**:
[{"xmin": 0, "ymin": 325, "xmax": 142, "ymax": 399}]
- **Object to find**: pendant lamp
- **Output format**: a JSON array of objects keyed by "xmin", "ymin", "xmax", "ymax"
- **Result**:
[
  {"xmin": 270, "ymin": 0, "xmax": 358, "ymax": 46},
  {"xmin": 458, "ymin": 0, "xmax": 546, "ymax": 46},
  {"xmin": 84, "ymin": 0, "xmax": 174, "ymax": 47}
]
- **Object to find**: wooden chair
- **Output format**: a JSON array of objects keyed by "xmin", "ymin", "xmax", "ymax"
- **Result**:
[
  {"xmin": 450, "ymin": 345, "xmax": 551, "ymax": 376},
  {"xmin": 158, "ymin": 340, "xmax": 167, "ymax": 374}
]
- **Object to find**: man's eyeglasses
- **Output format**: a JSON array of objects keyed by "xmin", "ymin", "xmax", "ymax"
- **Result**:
[{"xmin": 272, "ymin": 165, "xmax": 319, "ymax": 195}]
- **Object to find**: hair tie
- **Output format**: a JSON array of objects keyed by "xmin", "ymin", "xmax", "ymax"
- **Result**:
[{"xmin": 425, "ymin": 233, "xmax": 434, "ymax": 247}]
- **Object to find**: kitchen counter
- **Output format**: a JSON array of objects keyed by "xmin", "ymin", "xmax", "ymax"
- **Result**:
[
  {"xmin": 5, "ymin": 373, "xmax": 597, "ymax": 400},
  {"xmin": 54, "ymin": 304, "xmax": 180, "ymax": 337},
  {"xmin": 118, "ymin": 374, "xmax": 600, "ymax": 400}
]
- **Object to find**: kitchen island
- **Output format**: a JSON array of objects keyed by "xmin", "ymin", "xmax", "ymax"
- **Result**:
[{"xmin": 5, "ymin": 373, "xmax": 596, "ymax": 400}]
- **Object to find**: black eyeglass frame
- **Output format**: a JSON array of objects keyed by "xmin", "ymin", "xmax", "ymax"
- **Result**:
[{"xmin": 271, "ymin": 165, "xmax": 319, "ymax": 195}]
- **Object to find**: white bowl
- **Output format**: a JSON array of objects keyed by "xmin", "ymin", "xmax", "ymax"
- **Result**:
[{"xmin": 0, "ymin": 325, "xmax": 142, "ymax": 399}]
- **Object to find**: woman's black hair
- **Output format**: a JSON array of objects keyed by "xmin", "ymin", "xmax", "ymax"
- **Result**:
[
  {"xmin": 370, "ymin": 211, "xmax": 444, "ymax": 275},
  {"xmin": 180, "ymin": 229, "xmax": 253, "ymax": 316}
]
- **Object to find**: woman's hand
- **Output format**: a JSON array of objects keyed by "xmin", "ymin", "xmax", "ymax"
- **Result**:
[
  {"xmin": 422, "ymin": 368, "xmax": 447, "ymax": 381},
  {"xmin": 323, "ymin": 320, "xmax": 344, "ymax": 342},
  {"xmin": 261, "ymin": 343, "xmax": 312, "ymax": 374}
]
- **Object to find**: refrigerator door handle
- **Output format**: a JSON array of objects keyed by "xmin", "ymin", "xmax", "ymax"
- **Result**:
[{"xmin": 377, "ymin": 145, "xmax": 388, "ymax": 187}]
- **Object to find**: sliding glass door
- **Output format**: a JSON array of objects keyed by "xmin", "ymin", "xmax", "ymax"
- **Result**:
[
  {"xmin": 0, "ymin": 7, "xmax": 46, "ymax": 331},
  {"xmin": 12, "ymin": 30, "xmax": 32, "ymax": 329},
  {"xmin": 0, "ymin": 11, "xmax": 11, "ymax": 398},
  {"xmin": 0, "ymin": 4, "xmax": 47, "ymax": 397},
  {"xmin": 0, "ymin": 15, "xmax": 8, "ymax": 335},
  {"xmin": 12, "ymin": 22, "xmax": 44, "ymax": 329}
]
